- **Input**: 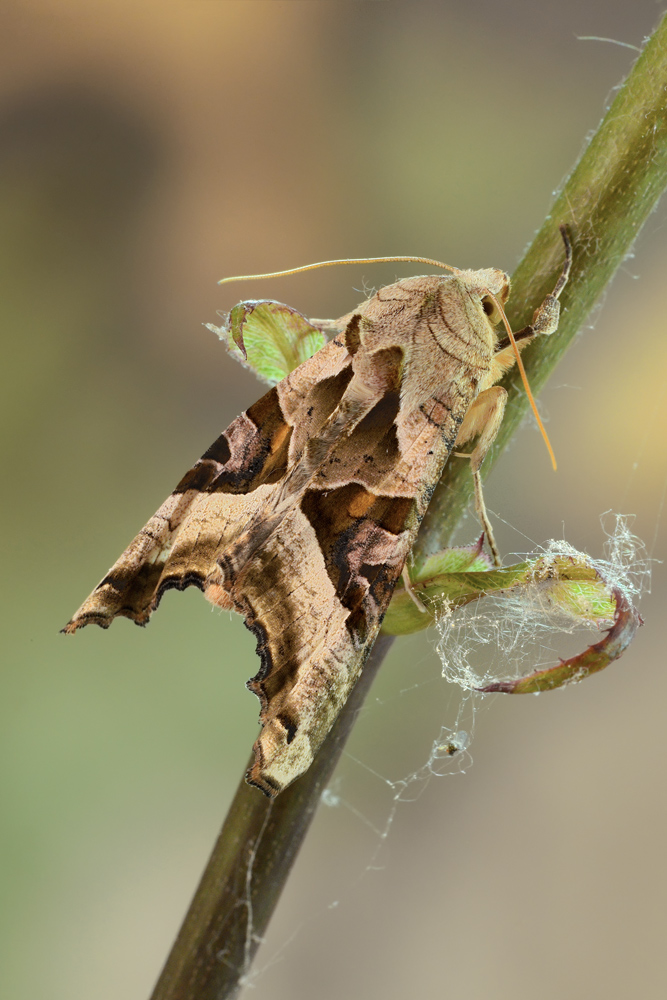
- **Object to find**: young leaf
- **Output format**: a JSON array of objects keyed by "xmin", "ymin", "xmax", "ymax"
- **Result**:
[
  {"xmin": 384, "ymin": 543, "xmax": 641, "ymax": 694},
  {"xmin": 206, "ymin": 300, "xmax": 327, "ymax": 386}
]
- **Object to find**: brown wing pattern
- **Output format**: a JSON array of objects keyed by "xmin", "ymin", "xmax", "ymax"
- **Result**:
[
  {"xmin": 63, "ymin": 335, "xmax": 352, "ymax": 633},
  {"xmin": 226, "ymin": 372, "xmax": 472, "ymax": 795},
  {"xmin": 64, "ymin": 275, "xmax": 490, "ymax": 795}
]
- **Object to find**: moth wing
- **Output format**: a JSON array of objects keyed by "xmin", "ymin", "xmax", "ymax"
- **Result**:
[
  {"xmin": 63, "ymin": 336, "xmax": 352, "ymax": 633},
  {"xmin": 65, "ymin": 282, "xmax": 477, "ymax": 797},
  {"xmin": 239, "ymin": 480, "xmax": 418, "ymax": 796},
  {"xmin": 239, "ymin": 294, "xmax": 481, "ymax": 795},
  {"xmin": 235, "ymin": 377, "xmax": 456, "ymax": 795}
]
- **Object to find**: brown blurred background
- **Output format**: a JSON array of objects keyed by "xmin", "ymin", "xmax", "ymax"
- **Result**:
[{"xmin": 2, "ymin": 2, "xmax": 667, "ymax": 998}]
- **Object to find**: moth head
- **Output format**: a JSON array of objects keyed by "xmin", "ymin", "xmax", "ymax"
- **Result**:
[
  {"xmin": 457, "ymin": 267, "xmax": 511, "ymax": 327},
  {"xmin": 480, "ymin": 294, "xmax": 502, "ymax": 327}
]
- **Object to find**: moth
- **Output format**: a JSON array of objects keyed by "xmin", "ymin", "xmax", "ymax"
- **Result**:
[{"xmin": 64, "ymin": 232, "xmax": 571, "ymax": 797}]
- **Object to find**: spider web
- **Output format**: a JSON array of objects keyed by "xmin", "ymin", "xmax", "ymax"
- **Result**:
[
  {"xmin": 437, "ymin": 514, "xmax": 648, "ymax": 695},
  {"xmin": 238, "ymin": 513, "xmax": 651, "ymax": 994}
]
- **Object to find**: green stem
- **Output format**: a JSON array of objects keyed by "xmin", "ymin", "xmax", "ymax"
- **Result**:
[
  {"xmin": 149, "ymin": 635, "xmax": 394, "ymax": 1000},
  {"xmin": 418, "ymin": 14, "xmax": 667, "ymax": 556},
  {"xmin": 149, "ymin": 16, "xmax": 667, "ymax": 1000}
]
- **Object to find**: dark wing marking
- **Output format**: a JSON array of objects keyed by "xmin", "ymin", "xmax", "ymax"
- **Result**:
[
  {"xmin": 63, "ymin": 336, "xmax": 352, "ymax": 633},
  {"xmin": 64, "ymin": 277, "xmax": 486, "ymax": 796}
]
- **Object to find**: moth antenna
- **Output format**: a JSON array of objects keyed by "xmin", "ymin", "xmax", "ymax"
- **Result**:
[
  {"xmin": 487, "ymin": 291, "xmax": 558, "ymax": 472},
  {"xmin": 218, "ymin": 255, "xmax": 461, "ymax": 285}
]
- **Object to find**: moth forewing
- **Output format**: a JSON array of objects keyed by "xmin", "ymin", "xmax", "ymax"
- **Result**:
[
  {"xmin": 228, "ymin": 273, "xmax": 506, "ymax": 794},
  {"xmin": 64, "ymin": 251, "xmax": 568, "ymax": 797}
]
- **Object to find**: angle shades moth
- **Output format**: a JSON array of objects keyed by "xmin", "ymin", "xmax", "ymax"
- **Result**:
[{"xmin": 63, "ymin": 232, "xmax": 571, "ymax": 797}]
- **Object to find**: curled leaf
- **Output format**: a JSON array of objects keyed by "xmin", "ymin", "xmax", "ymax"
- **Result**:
[
  {"xmin": 478, "ymin": 587, "xmax": 642, "ymax": 693},
  {"xmin": 206, "ymin": 300, "xmax": 327, "ymax": 385},
  {"xmin": 383, "ymin": 540, "xmax": 641, "ymax": 694}
]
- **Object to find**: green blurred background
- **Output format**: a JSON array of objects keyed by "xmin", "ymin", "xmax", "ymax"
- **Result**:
[{"xmin": 2, "ymin": 2, "xmax": 667, "ymax": 998}]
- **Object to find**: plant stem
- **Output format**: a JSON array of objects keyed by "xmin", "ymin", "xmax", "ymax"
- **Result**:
[
  {"xmin": 149, "ymin": 635, "xmax": 394, "ymax": 1000},
  {"xmin": 149, "ymin": 15, "xmax": 667, "ymax": 1000},
  {"xmin": 418, "ymin": 14, "xmax": 667, "ymax": 556}
]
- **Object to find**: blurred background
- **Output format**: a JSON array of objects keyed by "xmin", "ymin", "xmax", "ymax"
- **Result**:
[{"xmin": 2, "ymin": 2, "xmax": 667, "ymax": 998}]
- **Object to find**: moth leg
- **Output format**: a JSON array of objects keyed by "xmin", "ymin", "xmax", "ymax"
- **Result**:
[
  {"xmin": 401, "ymin": 565, "xmax": 427, "ymax": 613},
  {"xmin": 455, "ymin": 386, "xmax": 507, "ymax": 567},
  {"xmin": 471, "ymin": 469, "xmax": 500, "ymax": 566},
  {"xmin": 492, "ymin": 298, "xmax": 563, "ymax": 375},
  {"xmin": 491, "ymin": 293, "xmax": 562, "ymax": 374}
]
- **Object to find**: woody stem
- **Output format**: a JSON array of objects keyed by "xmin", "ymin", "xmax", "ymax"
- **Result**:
[{"xmin": 149, "ymin": 13, "xmax": 667, "ymax": 1000}]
